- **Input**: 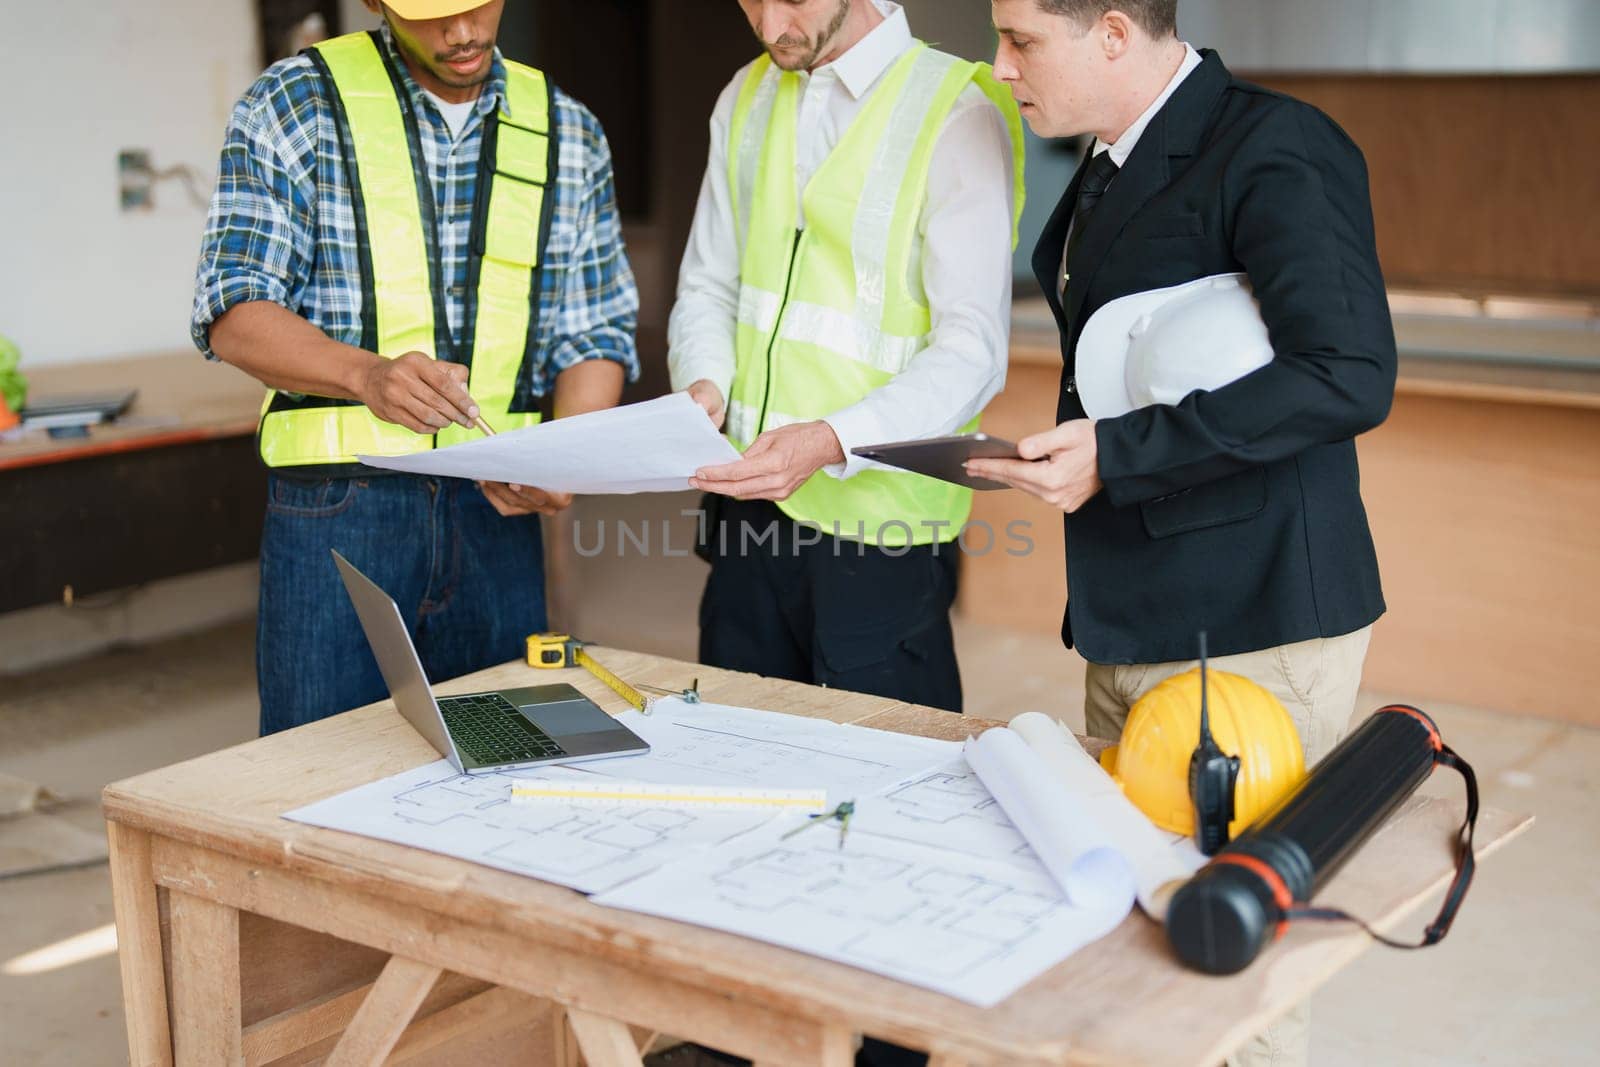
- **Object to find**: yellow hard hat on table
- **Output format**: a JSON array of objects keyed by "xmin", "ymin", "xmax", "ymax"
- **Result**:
[
  {"xmin": 384, "ymin": 1, "xmax": 493, "ymax": 19},
  {"xmin": 1100, "ymin": 667, "xmax": 1307, "ymax": 839}
]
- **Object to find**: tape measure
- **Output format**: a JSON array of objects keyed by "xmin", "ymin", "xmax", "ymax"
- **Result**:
[
  {"xmin": 526, "ymin": 633, "xmax": 699, "ymax": 714},
  {"xmin": 510, "ymin": 780, "xmax": 827, "ymax": 813}
]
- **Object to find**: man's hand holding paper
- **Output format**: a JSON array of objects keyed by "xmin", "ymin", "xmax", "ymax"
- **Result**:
[
  {"xmin": 691, "ymin": 420, "xmax": 846, "ymax": 502},
  {"xmin": 358, "ymin": 393, "xmax": 741, "ymax": 494}
]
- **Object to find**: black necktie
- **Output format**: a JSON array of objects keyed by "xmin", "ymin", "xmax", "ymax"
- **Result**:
[{"xmin": 1062, "ymin": 151, "xmax": 1121, "ymax": 298}]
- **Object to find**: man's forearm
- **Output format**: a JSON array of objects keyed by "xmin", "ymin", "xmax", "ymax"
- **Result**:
[
  {"xmin": 552, "ymin": 358, "xmax": 625, "ymax": 420},
  {"xmin": 210, "ymin": 300, "xmax": 378, "ymax": 399}
]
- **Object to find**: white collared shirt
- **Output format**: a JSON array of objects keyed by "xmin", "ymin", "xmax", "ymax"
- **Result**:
[
  {"xmin": 1062, "ymin": 43, "xmax": 1201, "ymax": 296},
  {"xmin": 668, "ymin": 0, "xmax": 1017, "ymax": 479},
  {"xmin": 1095, "ymin": 43, "xmax": 1202, "ymax": 165}
]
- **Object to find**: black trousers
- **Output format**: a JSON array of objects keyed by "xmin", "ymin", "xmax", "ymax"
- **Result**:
[{"xmin": 697, "ymin": 497, "xmax": 963, "ymax": 714}]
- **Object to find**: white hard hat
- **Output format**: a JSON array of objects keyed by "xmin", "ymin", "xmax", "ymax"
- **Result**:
[{"xmin": 1075, "ymin": 274, "xmax": 1274, "ymax": 419}]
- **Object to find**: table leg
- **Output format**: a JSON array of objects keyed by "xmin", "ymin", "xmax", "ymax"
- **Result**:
[
  {"xmin": 168, "ymin": 888, "xmax": 242, "ymax": 1066},
  {"xmin": 567, "ymin": 1007, "xmax": 646, "ymax": 1067},
  {"xmin": 324, "ymin": 954, "xmax": 442, "ymax": 1067},
  {"xmin": 552, "ymin": 1007, "xmax": 584, "ymax": 1067},
  {"xmin": 107, "ymin": 823, "xmax": 174, "ymax": 1067}
]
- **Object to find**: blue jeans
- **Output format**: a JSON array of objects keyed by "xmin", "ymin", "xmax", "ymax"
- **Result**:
[{"xmin": 256, "ymin": 473, "xmax": 547, "ymax": 736}]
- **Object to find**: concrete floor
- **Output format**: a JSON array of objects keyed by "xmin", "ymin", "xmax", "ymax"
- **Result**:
[{"xmin": 1, "ymin": 611, "xmax": 1594, "ymax": 1065}]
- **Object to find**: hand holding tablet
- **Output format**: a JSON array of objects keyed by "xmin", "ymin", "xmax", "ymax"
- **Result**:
[{"xmin": 851, "ymin": 433, "xmax": 1037, "ymax": 491}]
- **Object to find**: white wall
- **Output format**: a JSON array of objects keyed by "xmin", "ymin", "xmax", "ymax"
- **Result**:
[
  {"xmin": 0, "ymin": 1, "xmax": 263, "ymax": 368},
  {"xmin": 1178, "ymin": 0, "xmax": 1600, "ymax": 74},
  {"xmin": 899, "ymin": 0, "xmax": 994, "ymax": 62},
  {"xmin": 339, "ymin": 0, "xmax": 381, "ymax": 36}
]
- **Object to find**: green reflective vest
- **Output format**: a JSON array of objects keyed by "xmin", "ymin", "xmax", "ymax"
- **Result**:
[
  {"xmin": 726, "ymin": 44, "xmax": 1024, "ymax": 546},
  {"xmin": 257, "ymin": 31, "xmax": 554, "ymax": 469}
]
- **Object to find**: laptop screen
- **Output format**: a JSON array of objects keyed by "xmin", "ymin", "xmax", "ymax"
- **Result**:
[{"xmin": 331, "ymin": 551, "xmax": 458, "ymax": 763}]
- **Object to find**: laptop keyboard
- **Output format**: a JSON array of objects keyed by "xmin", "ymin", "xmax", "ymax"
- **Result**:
[{"xmin": 438, "ymin": 693, "xmax": 566, "ymax": 766}]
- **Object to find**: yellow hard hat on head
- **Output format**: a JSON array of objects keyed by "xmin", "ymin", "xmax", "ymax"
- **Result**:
[
  {"xmin": 1099, "ymin": 668, "xmax": 1307, "ymax": 838},
  {"xmin": 384, "ymin": 1, "xmax": 491, "ymax": 19}
]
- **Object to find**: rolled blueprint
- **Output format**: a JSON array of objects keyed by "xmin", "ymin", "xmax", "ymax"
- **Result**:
[
  {"xmin": 968, "ymin": 714, "xmax": 1203, "ymax": 916},
  {"xmin": 964, "ymin": 726, "xmax": 1136, "ymax": 912}
]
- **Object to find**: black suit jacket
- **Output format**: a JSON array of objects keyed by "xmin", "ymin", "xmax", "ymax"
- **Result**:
[{"xmin": 1034, "ymin": 50, "xmax": 1395, "ymax": 664}]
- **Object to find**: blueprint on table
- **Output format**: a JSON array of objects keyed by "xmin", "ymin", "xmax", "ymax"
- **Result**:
[
  {"xmin": 592, "ymin": 810, "xmax": 1128, "ymax": 1007},
  {"xmin": 594, "ymin": 716, "xmax": 1202, "ymax": 1004},
  {"xmin": 282, "ymin": 699, "xmax": 960, "ymax": 895},
  {"xmin": 282, "ymin": 700, "xmax": 1164, "ymax": 1004}
]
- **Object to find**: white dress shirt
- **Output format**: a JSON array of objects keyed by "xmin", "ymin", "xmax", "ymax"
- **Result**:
[
  {"xmin": 1096, "ymin": 43, "xmax": 1202, "ymax": 166},
  {"xmin": 1062, "ymin": 44, "xmax": 1201, "ymax": 295},
  {"xmin": 668, "ymin": 0, "xmax": 1017, "ymax": 478}
]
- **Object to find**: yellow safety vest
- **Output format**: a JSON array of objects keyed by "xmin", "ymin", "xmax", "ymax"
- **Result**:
[
  {"xmin": 726, "ymin": 45, "xmax": 1024, "ymax": 547},
  {"xmin": 258, "ymin": 31, "xmax": 553, "ymax": 469}
]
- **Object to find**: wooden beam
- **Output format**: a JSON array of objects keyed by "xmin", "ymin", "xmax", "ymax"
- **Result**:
[
  {"xmin": 324, "ymin": 955, "xmax": 441, "ymax": 1067},
  {"xmin": 567, "ymin": 1007, "xmax": 645, "ymax": 1067},
  {"xmin": 241, "ymin": 978, "xmax": 375, "ymax": 1066},
  {"xmin": 168, "ymin": 889, "xmax": 242, "ymax": 1066},
  {"xmin": 106, "ymin": 823, "xmax": 174, "ymax": 1067},
  {"xmin": 389, "ymin": 986, "xmax": 540, "ymax": 1063}
]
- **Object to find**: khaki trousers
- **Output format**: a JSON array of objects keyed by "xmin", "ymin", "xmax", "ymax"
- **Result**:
[{"xmin": 1083, "ymin": 625, "xmax": 1373, "ymax": 1067}]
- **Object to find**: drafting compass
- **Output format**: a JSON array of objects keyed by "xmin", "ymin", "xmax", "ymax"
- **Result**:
[{"xmin": 781, "ymin": 800, "xmax": 855, "ymax": 850}]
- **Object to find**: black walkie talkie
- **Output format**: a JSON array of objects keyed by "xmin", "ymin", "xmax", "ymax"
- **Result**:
[{"xmin": 1188, "ymin": 631, "xmax": 1241, "ymax": 856}]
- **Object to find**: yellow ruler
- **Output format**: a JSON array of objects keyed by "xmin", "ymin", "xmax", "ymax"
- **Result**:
[
  {"xmin": 510, "ymin": 780, "xmax": 828, "ymax": 813},
  {"xmin": 525, "ymin": 633, "xmax": 698, "ymax": 713}
]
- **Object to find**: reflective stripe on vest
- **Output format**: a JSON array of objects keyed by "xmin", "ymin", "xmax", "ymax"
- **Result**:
[
  {"xmin": 726, "ymin": 45, "xmax": 1025, "ymax": 546},
  {"xmin": 258, "ymin": 31, "xmax": 551, "ymax": 468}
]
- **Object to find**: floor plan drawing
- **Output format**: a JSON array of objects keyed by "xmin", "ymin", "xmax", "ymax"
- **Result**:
[
  {"xmin": 285, "ymin": 759, "xmax": 767, "ymax": 894},
  {"xmin": 594, "ymin": 816, "xmax": 1128, "ymax": 1006},
  {"xmin": 847, "ymin": 759, "xmax": 1037, "ymax": 866}
]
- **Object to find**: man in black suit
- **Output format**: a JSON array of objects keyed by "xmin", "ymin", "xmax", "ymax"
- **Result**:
[{"xmin": 970, "ymin": 4, "xmax": 1396, "ymax": 1062}]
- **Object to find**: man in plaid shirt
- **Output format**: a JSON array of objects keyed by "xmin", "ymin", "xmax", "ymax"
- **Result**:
[{"xmin": 192, "ymin": 0, "xmax": 638, "ymax": 736}]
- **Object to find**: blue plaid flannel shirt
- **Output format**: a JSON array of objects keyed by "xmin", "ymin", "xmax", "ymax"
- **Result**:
[{"xmin": 192, "ymin": 27, "xmax": 639, "ymax": 408}]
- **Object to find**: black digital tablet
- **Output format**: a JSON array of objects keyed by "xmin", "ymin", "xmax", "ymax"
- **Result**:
[{"xmin": 851, "ymin": 433, "xmax": 1029, "ymax": 491}]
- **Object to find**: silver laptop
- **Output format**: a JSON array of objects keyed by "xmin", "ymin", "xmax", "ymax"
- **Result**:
[{"xmin": 333, "ymin": 550, "xmax": 650, "ymax": 774}]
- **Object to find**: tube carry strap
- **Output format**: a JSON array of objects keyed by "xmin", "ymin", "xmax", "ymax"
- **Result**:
[{"xmin": 1287, "ymin": 734, "xmax": 1479, "ymax": 949}]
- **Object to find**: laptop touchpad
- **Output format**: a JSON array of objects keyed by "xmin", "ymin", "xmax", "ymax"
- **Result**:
[{"xmin": 524, "ymin": 699, "xmax": 610, "ymax": 735}]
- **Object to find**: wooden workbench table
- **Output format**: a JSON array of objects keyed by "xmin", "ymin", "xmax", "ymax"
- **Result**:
[{"xmin": 102, "ymin": 650, "xmax": 1529, "ymax": 1066}]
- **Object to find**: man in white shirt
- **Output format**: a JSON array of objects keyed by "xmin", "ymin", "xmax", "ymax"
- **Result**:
[{"xmin": 667, "ymin": 0, "xmax": 1024, "ymax": 716}]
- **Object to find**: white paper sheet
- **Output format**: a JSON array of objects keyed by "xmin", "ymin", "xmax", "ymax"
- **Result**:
[
  {"xmin": 283, "ymin": 759, "xmax": 767, "ymax": 894},
  {"xmin": 974, "ymin": 714, "xmax": 1205, "ymax": 915},
  {"xmin": 551, "ymin": 699, "xmax": 961, "ymax": 807},
  {"xmin": 592, "ymin": 813, "xmax": 1129, "ymax": 1007},
  {"xmin": 357, "ymin": 392, "xmax": 741, "ymax": 493}
]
